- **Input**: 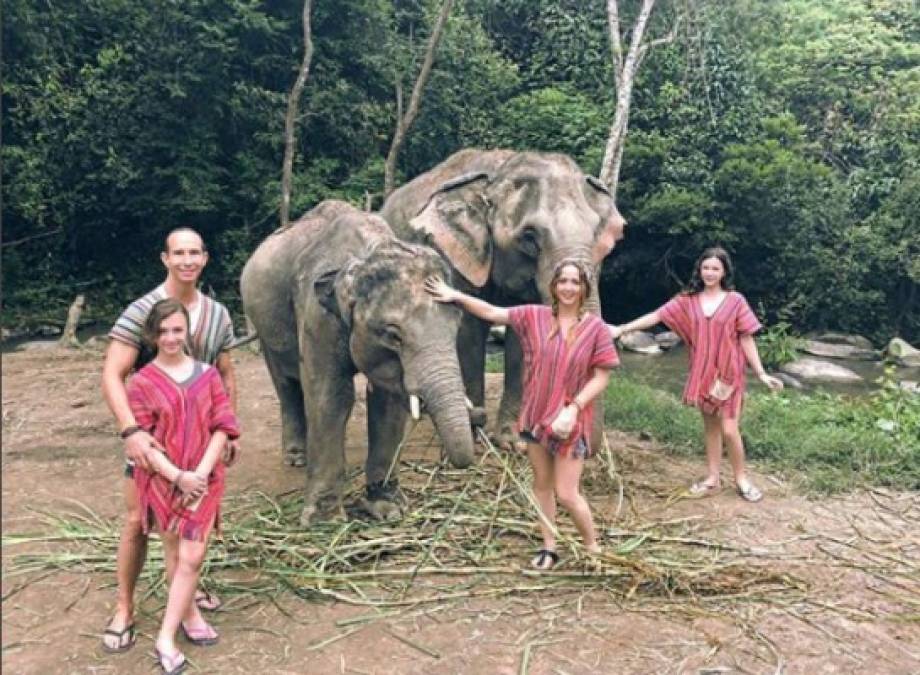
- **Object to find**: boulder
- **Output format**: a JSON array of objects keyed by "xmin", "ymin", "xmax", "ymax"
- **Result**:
[
  {"xmin": 774, "ymin": 372, "xmax": 804, "ymax": 390},
  {"xmin": 780, "ymin": 358, "xmax": 863, "ymax": 383},
  {"xmin": 810, "ymin": 332, "xmax": 874, "ymax": 350},
  {"xmin": 803, "ymin": 340, "xmax": 878, "ymax": 361},
  {"xmin": 898, "ymin": 380, "xmax": 919, "ymax": 395},
  {"xmin": 654, "ymin": 331, "xmax": 682, "ymax": 350},
  {"xmin": 619, "ymin": 331, "xmax": 661, "ymax": 355},
  {"xmin": 886, "ymin": 338, "xmax": 920, "ymax": 368}
]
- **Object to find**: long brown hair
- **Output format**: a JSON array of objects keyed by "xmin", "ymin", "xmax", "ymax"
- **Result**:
[
  {"xmin": 685, "ymin": 246, "xmax": 735, "ymax": 294},
  {"xmin": 547, "ymin": 259, "xmax": 591, "ymax": 342},
  {"xmin": 143, "ymin": 298, "xmax": 190, "ymax": 351}
]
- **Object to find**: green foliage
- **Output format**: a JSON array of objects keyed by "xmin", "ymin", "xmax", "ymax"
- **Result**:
[
  {"xmin": 2, "ymin": 0, "xmax": 918, "ymax": 348},
  {"xmin": 756, "ymin": 322, "xmax": 804, "ymax": 370},
  {"xmin": 605, "ymin": 372, "xmax": 920, "ymax": 494}
]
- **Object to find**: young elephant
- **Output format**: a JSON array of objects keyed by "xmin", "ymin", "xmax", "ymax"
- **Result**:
[{"xmin": 241, "ymin": 201, "xmax": 474, "ymax": 525}]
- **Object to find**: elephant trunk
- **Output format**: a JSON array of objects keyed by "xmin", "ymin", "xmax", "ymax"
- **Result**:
[{"xmin": 409, "ymin": 353, "xmax": 475, "ymax": 468}]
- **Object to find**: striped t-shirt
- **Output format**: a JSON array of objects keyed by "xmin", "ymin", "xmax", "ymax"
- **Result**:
[{"xmin": 109, "ymin": 285, "xmax": 234, "ymax": 367}]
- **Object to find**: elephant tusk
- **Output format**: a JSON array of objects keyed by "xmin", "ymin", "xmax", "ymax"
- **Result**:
[
  {"xmin": 410, "ymin": 395, "xmax": 421, "ymax": 421},
  {"xmin": 465, "ymin": 397, "xmax": 474, "ymax": 410}
]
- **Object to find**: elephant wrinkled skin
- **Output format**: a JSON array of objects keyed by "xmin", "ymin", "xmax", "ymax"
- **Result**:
[
  {"xmin": 381, "ymin": 149, "xmax": 626, "ymax": 446},
  {"xmin": 241, "ymin": 201, "xmax": 474, "ymax": 525}
]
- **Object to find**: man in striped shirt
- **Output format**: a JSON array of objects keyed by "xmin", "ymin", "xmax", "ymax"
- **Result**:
[{"xmin": 100, "ymin": 228, "xmax": 238, "ymax": 653}]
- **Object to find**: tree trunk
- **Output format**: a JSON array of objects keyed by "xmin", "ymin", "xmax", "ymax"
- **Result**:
[
  {"xmin": 383, "ymin": 0, "xmax": 454, "ymax": 198},
  {"xmin": 58, "ymin": 294, "xmax": 85, "ymax": 348},
  {"xmin": 280, "ymin": 0, "xmax": 314, "ymax": 230},
  {"xmin": 599, "ymin": 0, "xmax": 657, "ymax": 198}
]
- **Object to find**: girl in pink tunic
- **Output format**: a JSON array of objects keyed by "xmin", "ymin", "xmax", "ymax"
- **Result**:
[
  {"xmin": 127, "ymin": 299, "xmax": 240, "ymax": 675},
  {"xmin": 426, "ymin": 260, "xmax": 618, "ymax": 570},
  {"xmin": 610, "ymin": 247, "xmax": 783, "ymax": 502}
]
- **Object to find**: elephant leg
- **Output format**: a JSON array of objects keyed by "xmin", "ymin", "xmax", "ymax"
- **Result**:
[
  {"xmin": 458, "ymin": 313, "xmax": 488, "ymax": 429},
  {"xmin": 300, "ymin": 372, "xmax": 354, "ymax": 527},
  {"xmin": 262, "ymin": 348, "xmax": 307, "ymax": 466},
  {"xmin": 362, "ymin": 384, "xmax": 409, "ymax": 522},
  {"xmin": 496, "ymin": 328, "xmax": 524, "ymax": 449}
]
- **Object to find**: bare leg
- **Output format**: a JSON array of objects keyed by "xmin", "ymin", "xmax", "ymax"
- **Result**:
[
  {"xmin": 699, "ymin": 411, "xmax": 724, "ymax": 486},
  {"xmin": 156, "ymin": 522, "xmax": 212, "ymax": 656},
  {"xmin": 526, "ymin": 443, "xmax": 557, "ymax": 552},
  {"xmin": 103, "ymin": 479, "xmax": 147, "ymax": 649},
  {"xmin": 553, "ymin": 454, "xmax": 599, "ymax": 552},
  {"xmin": 720, "ymin": 415, "xmax": 748, "ymax": 483}
]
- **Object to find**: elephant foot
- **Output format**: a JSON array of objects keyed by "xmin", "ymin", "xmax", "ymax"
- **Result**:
[
  {"xmin": 299, "ymin": 495, "xmax": 345, "ymax": 526},
  {"xmin": 284, "ymin": 448, "xmax": 306, "ymax": 467},
  {"xmin": 360, "ymin": 497, "xmax": 402, "ymax": 522},
  {"xmin": 361, "ymin": 480, "xmax": 402, "ymax": 521},
  {"xmin": 494, "ymin": 422, "xmax": 518, "ymax": 452}
]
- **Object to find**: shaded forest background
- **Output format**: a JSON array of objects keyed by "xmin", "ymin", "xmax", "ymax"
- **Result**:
[{"xmin": 3, "ymin": 0, "xmax": 918, "ymax": 343}]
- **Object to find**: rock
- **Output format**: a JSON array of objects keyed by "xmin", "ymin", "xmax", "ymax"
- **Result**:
[
  {"xmin": 780, "ymin": 358, "xmax": 863, "ymax": 383},
  {"xmin": 1, "ymin": 327, "xmax": 28, "ymax": 342},
  {"xmin": 886, "ymin": 338, "xmax": 920, "ymax": 368},
  {"xmin": 774, "ymin": 372, "xmax": 804, "ymax": 390},
  {"xmin": 654, "ymin": 331, "xmax": 681, "ymax": 350},
  {"xmin": 489, "ymin": 325, "xmax": 506, "ymax": 344},
  {"xmin": 803, "ymin": 340, "xmax": 878, "ymax": 361},
  {"xmin": 17, "ymin": 340, "xmax": 60, "ymax": 352},
  {"xmin": 898, "ymin": 380, "xmax": 919, "ymax": 395},
  {"xmin": 36, "ymin": 324, "xmax": 62, "ymax": 337},
  {"xmin": 619, "ymin": 331, "xmax": 661, "ymax": 355},
  {"xmin": 810, "ymin": 332, "xmax": 874, "ymax": 350}
]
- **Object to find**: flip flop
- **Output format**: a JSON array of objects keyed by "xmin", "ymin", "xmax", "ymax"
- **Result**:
[
  {"xmin": 688, "ymin": 480, "xmax": 721, "ymax": 497},
  {"xmin": 101, "ymin": 620, "xmax": 136, "ymax": 653},
  {"xmin": 155, "ymin": 647, "xmax": 187, "ymax": 675},
  {"xmin": 181, "ymin": 620, "xmax": 220, "ymax": 647},
  {"xmin": 530, "ymin": 549, "xmax": 559, "ymax": 570},
  {"xmin": 194, "ymin": 589, "xmax": 222, "ymax": 612},
  {"xmin": 736, "ymin": 481, "xmax": 763, "ymax": 503}
]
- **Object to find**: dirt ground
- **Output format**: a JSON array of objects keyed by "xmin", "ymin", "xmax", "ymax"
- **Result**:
[{"xmin": 2, "ymin": 346, "xmax": 918, "ymax": 674}]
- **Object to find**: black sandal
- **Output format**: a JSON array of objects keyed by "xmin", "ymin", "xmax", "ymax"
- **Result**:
[
  {"xmin": 101, "ymin": 621, "xmax": 136, "ymax": 653},
  {"xmin": 530, "ymin": 549, "xmax": 559, "ymax": 570}
]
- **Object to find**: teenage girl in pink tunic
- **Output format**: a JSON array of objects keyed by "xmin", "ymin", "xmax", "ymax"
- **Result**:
[
  {"xmin": 610, "ymin": 247, "xmax": 783, "ymax": 502},
  {"xmin": 426, "ymin": 260, "xmax": 619, "ymax": 570}
]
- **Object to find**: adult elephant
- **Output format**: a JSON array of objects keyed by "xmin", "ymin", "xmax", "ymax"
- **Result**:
[
  {"xmin": 381, "ymin": 149, "xmax": 626, "ymax": 447},
  {"xmin": 241, "ymin": 200, "xmax": 474, "ymax": 526}
]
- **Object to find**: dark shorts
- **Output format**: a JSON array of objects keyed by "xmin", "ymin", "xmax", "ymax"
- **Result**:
[{"xmin": 519, "ymin": 430, "xmax": 590, "ymax": 459}]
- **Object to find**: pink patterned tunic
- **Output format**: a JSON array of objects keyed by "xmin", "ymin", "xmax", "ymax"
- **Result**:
[
  {"xmin": 658, "ymin": 291, "xmax": 762, "ymax": 418},
  {"xmin": 127, "ymin": 363, "xmax": 240, "ymax": 541},
  {"xmin": 508, "ymin": 305, "xmax": 619, "ymax": 457}
]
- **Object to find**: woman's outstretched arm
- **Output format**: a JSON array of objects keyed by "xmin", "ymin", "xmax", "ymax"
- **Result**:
[
  {"xmin": 425, "ymin": 276, "xmax": 511, "ymax": 325},
  {"xmin": 608, "ymin": 310, "xmax": 662, "ymax": 339}
]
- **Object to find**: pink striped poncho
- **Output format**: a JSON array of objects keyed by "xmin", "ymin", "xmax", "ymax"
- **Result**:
[
  {"xmin": 127, "ymin": 363, "xmax": 240, "ymax": 541},
  {"xmin": 658, "ymin": 291, "xmax": 762, "ymax": 418},
  {"xmin": 508, "ymin": 305, "xmax": 619, "ymax": 457}
]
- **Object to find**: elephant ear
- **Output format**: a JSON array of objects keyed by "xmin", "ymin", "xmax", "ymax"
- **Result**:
[
  {"xmin": 314, "ymin": 260, "xmax": 361, "ymax": 327},
  {"xmin": 585, "ymin": 176, "xmax": 626, "ymax": 264},
  {"xmin": 409, "ymin": 172, "xmax": 493, "ymax": 288}
]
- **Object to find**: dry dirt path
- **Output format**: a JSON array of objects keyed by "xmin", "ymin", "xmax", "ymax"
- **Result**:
[{"xmin": 2, "ymin": 347, "xmax": 918, "ymax": 674}]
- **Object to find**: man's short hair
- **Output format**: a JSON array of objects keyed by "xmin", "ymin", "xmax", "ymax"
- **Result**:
[{"xmin": 164, "ymin": 227, "xmax": 207, "ymax": 254}]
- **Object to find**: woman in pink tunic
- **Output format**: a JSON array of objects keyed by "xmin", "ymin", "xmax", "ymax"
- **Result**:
[
  {"xmin": 127, "ymin": 299, "xmax": 240, "ymax": 675},
  {"xmin": 610, "ymin": 247, "xmax": 783, "ymax": 502},
  {"xmin": 426, "ymin": 260, "xmax": 619, "ymax": 570}
]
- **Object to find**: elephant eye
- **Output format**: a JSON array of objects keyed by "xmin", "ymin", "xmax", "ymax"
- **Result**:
[
  {"xmin": 378, "ymin": 323, "xmax": 402, "ymax": 348},
  {"xmin": 518, "ymin": 227, "xmax": 541, "ymax": 258}
]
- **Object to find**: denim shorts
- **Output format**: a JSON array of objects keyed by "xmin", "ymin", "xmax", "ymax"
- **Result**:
[{"xmin": 519, "ymin": 430, "xmax": 590, "ymax": 459}]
